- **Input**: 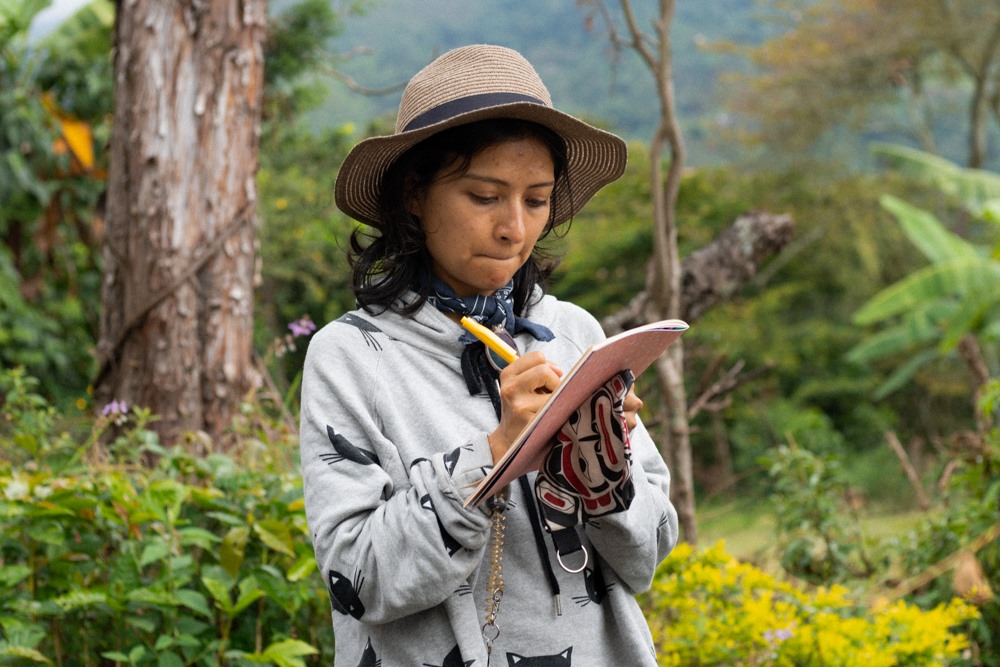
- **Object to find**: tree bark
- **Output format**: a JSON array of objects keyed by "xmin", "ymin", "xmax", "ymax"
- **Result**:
[
  {"xmin": 611, "ymin": 0, "xmax": 700, "ymax": 543},
  {"xmin": 603, "ymin": 212, "xmax": 795, "ymax": 333},
  {"xmin": 96, "ymin": 0, "xmax": 267, "ymax": 446}
]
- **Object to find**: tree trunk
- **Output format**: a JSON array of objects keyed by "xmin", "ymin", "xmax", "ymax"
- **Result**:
[
  {"xmin": 96, "ymin": 0, "xmax": 267, "ymax": 446},
  {"xmin": 610, "ymin": 0, "xmax": 699, "ymax": 543}
]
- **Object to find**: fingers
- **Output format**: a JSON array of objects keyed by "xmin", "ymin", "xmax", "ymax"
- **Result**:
[
  {"xmin": 622, "ymin": 386, "xmax": 643, "ymax": 432},
  {"xmin": 501, "ymin": 351, "xmax": 562, "ymax": 395},
  {"xmin": 489, "ymin": 352, "xmax": 561, "ymax": 463}
]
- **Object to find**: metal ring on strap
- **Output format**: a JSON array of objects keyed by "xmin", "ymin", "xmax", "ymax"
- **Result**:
[
  {"xmin": 481, "ymin": 621, "xmax": 500, "ymax": 642},
  {"xmin": 555, "ymin": 545, "xmax": 589, "ymax": 574}
]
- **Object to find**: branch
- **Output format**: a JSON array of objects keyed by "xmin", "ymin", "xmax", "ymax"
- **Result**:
[
  {"xmin": 318, "ymin": 60, "xmax": 408, "ymax": 97},
  {"xmin": 883, "ymin": 520, "xmax": 1000, "ymax": 602},
  {"xmin": 602, "ymin": 211, "xmax": 795, "ymax": 334},
  {"xmin": 620, "ymin": 0, "xmax": 657, "ymax": 71},
  {"xmin": 885, "ymin": 431, "xmax": 932, "ymax": 511},
  {"xmin": 957, "ymin": 333, "xmax": 994, "ymax": 432},
  {"xmin": 687, "ymin": 359, "xmax": 773, "ymax": 420}
]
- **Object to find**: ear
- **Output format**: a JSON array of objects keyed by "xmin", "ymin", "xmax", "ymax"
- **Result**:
[
  {"xmin": 404, "ymin": 173, "xmax": 422, "ymax": 218},
  {"xmin": 408, "ymin": 195, "xmax": 421, "ymax": 218}
]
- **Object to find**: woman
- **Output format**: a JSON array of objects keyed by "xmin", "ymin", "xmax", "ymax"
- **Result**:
[{"xmin": 300, "ymin": 44, "xmax": 678, "ymax": 666}]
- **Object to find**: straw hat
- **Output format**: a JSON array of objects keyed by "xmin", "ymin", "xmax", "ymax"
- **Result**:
[{"xmin": 335, "ymin": 44, "xmax": 628, "ymax": 228}]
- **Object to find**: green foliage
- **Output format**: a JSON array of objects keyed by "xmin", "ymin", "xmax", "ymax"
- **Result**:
[
  {"xmin": 643, "ymin": 541, "xmax": 978, "ymax": 666},
  {"xmin": 891, "ymin": 382, "xmax": 1000, "ymax": 666},
  {"xmin": 255, "ymin": 122, "xmax": 356, "ymax": 392},
  {"xmin": 848, "ymin": 148, "xmax": 1000, "ymax": 398},
  {"xmin": 870, "ymin": 143, "xmax": 1000, "ymax": 221},
  {"xmin": 760, "ymin": 442, "xmax": 876, "ymax": 584},
  {"xmin": 547, "ymin": 141, "xmax": 653, "ymax": 318},
  {"xmin": 32, "ymin": 0, "xmax": 115, "ymax": 121},
  {"xmin": 262, "ymin": 0, "xmax": 353, "ymax": 135},
  {"xmin": 0, "ymin": 367, "xmax": 333, "ymax": 665},
  {"xmin": 750, "ymin": 380, "xmax": 1000, "ymax": 665},
  {"xmin": 0, "ymin": 0, "xmax": 111, "ymax": 404}
]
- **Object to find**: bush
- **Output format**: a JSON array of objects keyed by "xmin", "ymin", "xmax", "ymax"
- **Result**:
[
  {"xmin": 643, "ymin": 541, "xmax": 979, "ymax": 666},
  {"xmin": 0, "ymin": 368, "xmax": 331, "ymax": 666}
]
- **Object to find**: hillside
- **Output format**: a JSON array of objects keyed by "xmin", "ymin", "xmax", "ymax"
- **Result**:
[{"xmin": 307, "ymin": 0, "xmax": 769, "ymax": 165}]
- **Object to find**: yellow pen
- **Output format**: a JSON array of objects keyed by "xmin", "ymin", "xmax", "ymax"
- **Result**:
[{"xmin": 460, "ymin": 317, "xmax": 519, "ymax": 365}]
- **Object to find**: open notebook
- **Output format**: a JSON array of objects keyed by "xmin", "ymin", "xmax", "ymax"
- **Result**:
[{"xmin": 465, "ymin": 319, "xmax": 689, "ymax": 507}]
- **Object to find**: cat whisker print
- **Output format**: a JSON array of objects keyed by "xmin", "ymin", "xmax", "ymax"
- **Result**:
[
  {"xmin": 321, "ymin": 426, "xmax": 380, "ymax": 466},
  {"xmin": 328, "ymin": 568, "xmax": 365, "ymax": 620}
]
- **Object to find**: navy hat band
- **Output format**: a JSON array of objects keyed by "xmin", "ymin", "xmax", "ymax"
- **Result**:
[{"xmin": 403, "ymin": 92, "xmax": 546, "ymax": 132}]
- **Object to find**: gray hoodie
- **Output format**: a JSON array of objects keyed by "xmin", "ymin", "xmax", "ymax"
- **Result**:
[{"xmin": 300, "ymin": 289, "xmax": 679, "ymax": 666}]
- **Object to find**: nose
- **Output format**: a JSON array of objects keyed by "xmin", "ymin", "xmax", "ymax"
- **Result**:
[{"xmin": 496, "ymin": 202, "xmax": 526, "ymax": 244}]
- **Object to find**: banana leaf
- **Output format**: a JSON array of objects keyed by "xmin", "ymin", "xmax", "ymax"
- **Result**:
[
  {"xmin": 846, "ymin": 308, "xmax": 946, "ymax": 364},
  {"xmin": 880, "ymin": 194, "xmax": 980, "ymax": 264},
  {"xmin": 853, "ymin": 256, "xmax": 1000, "ymax": 325},
  {"xmin": 873, "ymin": 348, "xmax": 939, "ymax": 400},
  {"xmin": 872, "ymin": 142, "xmax": 1000, "ymax": 221}
]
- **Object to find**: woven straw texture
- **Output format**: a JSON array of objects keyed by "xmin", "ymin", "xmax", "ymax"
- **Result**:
[{"xmin": 335, "ymin": 45, "xmax": 627, "ymax": 228}]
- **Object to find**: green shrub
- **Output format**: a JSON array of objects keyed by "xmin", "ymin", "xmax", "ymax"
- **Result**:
[{"xmin": 0, "ymin": 368, "xmax": 331, "ymax": 666}]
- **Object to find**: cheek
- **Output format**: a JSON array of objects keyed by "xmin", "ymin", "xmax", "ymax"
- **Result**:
[{"xmin": 525, "ymin": 217, "xmax": 549, "ymax": 249}]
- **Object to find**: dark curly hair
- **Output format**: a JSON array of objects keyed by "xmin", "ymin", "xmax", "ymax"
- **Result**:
[{"xmin": 348, "ymin": 118, "xmax": 573, "ymax": 317}]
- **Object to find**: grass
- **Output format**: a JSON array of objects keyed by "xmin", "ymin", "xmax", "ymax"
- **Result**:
[
  {"xmin": 697, "ymin": 498, "xmax": 779, "ymax": 569},
  {"xmin": 695, "ymin": 498, "xmax": 930, "ymax": 574}
]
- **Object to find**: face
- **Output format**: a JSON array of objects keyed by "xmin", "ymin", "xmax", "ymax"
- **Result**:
[{"xmin": 409, "ymin": 137, "xmax": 555, "ymax": 297}]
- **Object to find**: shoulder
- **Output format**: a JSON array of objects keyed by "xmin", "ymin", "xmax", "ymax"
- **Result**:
[
  {"xmin": 305, "ymin": 308, "xmax": 400, "ymax": 370},
  {"xmin": 526, "ymin": 290, "xmax": 606, "ymax": 348}
]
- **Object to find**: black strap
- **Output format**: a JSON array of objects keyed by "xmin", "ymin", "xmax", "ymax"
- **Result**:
[
  {"xmin": 519, "ymin": 476, "xmax": 560, "ymax": 600},
  {"xmin": 550, "ymin": 527, "xmax": 584, "ymax": 557}
]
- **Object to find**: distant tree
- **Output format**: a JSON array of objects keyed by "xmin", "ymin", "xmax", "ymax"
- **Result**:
[
  {"xmin": 722, "ymin": 0, "xmax": 1000, "ymax": 168},
  {"xmin": 576, "ymin": 0, "xmax": 698, "ymax": 542},
  {"xmin": 96, "ymin": 1, "xmax": 268, "ymax": 445},
  {"xmin": 578, "ymin": 0, "xmax": 795, "ymax": 543}
]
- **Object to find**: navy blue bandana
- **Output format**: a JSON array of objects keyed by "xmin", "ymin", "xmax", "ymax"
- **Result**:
[
  {"xmin": 426, "ymin": 276, "xmax": 555, "ymax": 344},
  {"xmin": 426, "ymin": 276, "xmax": 554, "ymax": 409}
]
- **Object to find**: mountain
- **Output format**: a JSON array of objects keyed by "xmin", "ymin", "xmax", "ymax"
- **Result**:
[{"xmin": 306, "ymin": 0, "xmax": 770, "ymax": 166}]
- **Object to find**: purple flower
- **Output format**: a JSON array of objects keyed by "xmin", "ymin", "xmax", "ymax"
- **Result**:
[
  {"xmin": 288, "ymin": 317, "xmax": 317, "ymax": 338},
  {"xmin": 101, "ymin": 400, "xmax": 128, "ymax": 416},
  {"xmin": 763, "ymin": 628, "xmax": 794, "ymax": 643}
]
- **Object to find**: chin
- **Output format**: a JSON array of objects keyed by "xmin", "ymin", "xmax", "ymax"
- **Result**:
[{"xmin": 485, "ymin": 276, "xmax": 515, "ymax": 292}]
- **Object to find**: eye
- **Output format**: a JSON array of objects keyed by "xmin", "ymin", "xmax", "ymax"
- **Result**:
[
  {"xmin": 469, "ymin": 193, "xmax": 496, "ymax": 204},
  {"xmin": 526, "ymin": 197, "xmax": 551, "ymax": 209}
]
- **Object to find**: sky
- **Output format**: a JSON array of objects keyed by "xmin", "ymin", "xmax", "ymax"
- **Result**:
[{"xmin": 28, "ymin": 0, "xmax": 93, "ymax": 40}]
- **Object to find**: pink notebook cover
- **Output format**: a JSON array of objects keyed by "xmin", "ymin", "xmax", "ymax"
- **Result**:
[{"xmin": 466, "ymin": 319, "xmax": 688, "ymax": 507}]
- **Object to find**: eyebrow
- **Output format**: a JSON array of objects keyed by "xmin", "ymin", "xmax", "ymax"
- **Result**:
[{"xmin": 463, "ymin": 172, "xmax": 556, "ymax": 189}]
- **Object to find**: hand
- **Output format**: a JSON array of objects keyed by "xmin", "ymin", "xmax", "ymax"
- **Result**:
[
  {"xmin": 488, "ymin": 351, "xmax": 562, "ymax": 464},
  {"xmin": 622, "ymin": 385, "xmax": 643, "ymax": 433},
  {"xmin": 534, "ymin": 370, "xmax": 637, "ymax": 534}
]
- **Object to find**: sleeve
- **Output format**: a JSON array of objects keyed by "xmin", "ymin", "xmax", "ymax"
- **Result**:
[
  {"xmin": 584, "ymin": 417, "xmax": 679, "ymax": 594},
  {"xmin": 299, "ymin": 324, "xmax": 494, "ymax": 625}
]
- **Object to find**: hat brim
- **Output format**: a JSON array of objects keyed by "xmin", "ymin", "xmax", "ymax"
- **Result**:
[{"xmin": 335, "ymin": 102, "xmax": 627, "ymax": 228}]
